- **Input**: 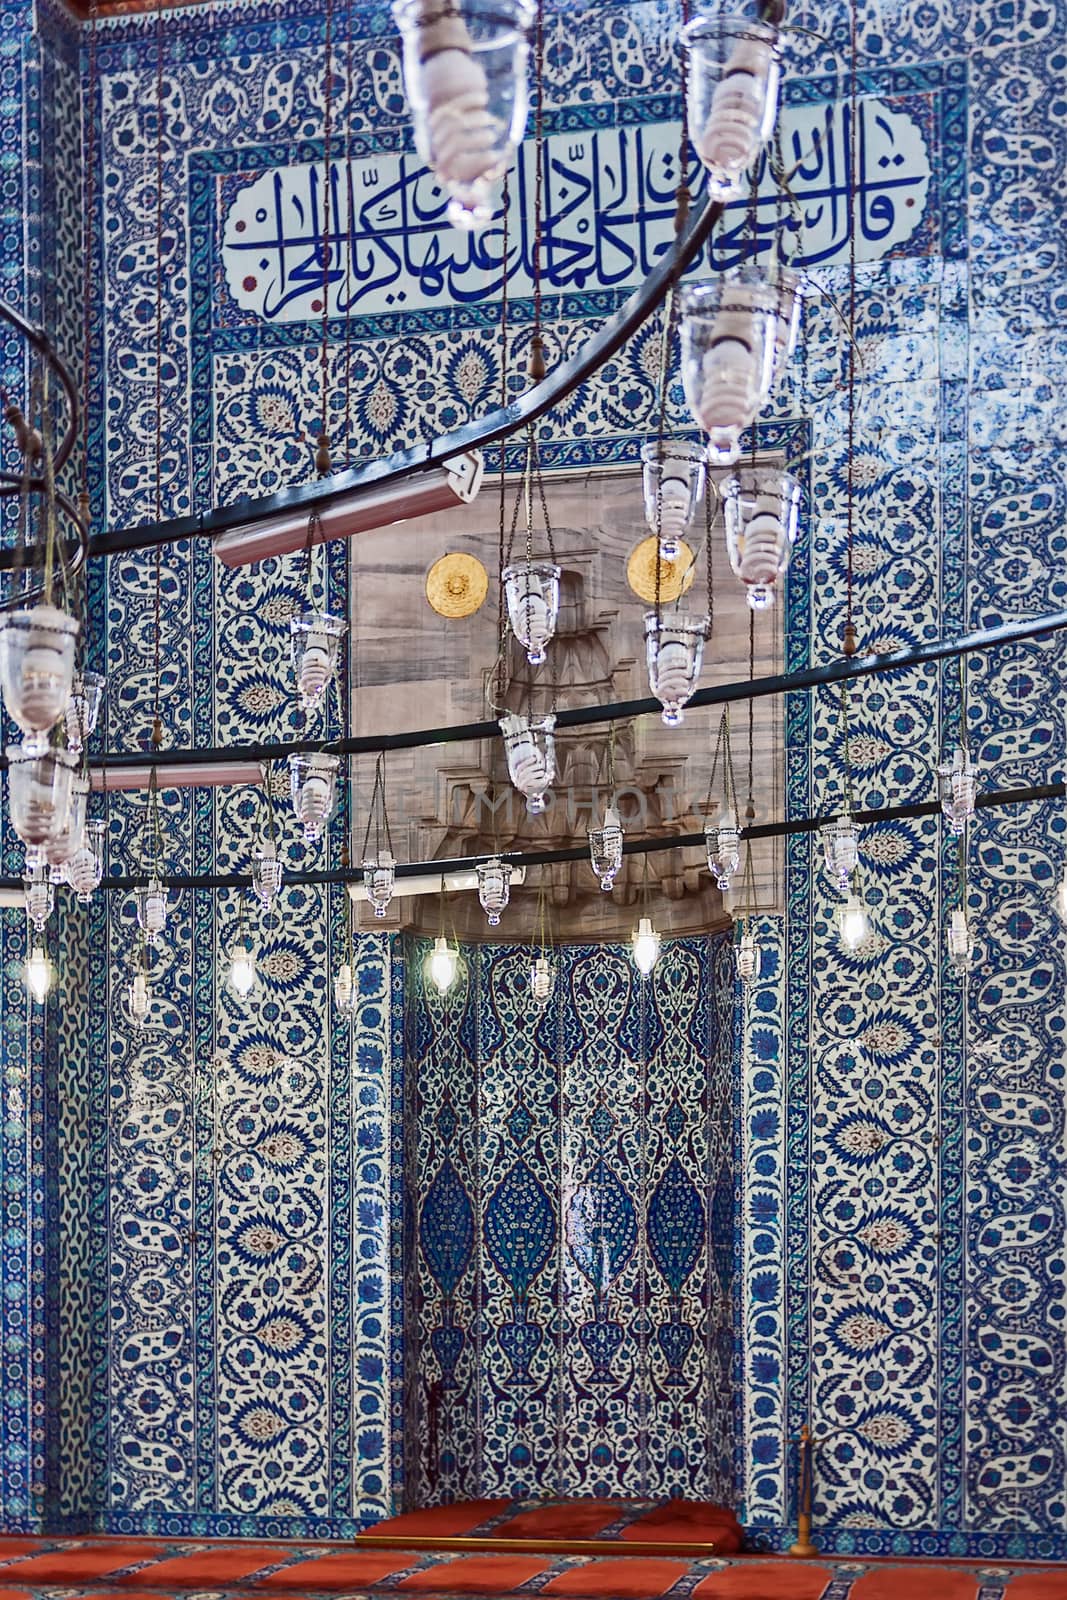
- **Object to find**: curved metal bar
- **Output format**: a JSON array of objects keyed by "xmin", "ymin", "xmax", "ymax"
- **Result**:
[
  {"xmin": 63, "ymin": 604, "xmax": 1067, "ymax": 777},
  {"xmin": 89, "ymin": 191, "xmax": 725, "ymax": 558},
  {"xmin": 0, "ymin": 300, "xmax": 80, "ymax": 472},
  {"xmin": 1, "ymin": 778, "xmax": 1058, "ymax": 895}
]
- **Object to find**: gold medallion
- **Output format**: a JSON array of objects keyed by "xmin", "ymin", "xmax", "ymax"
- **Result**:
[
  {"xmin": 626, "ymin": 536, "xmax": 696, "ymax": 604},
  {"xmin": 426, "ymin": 552, "xmax": 489, "ymax": 618}
]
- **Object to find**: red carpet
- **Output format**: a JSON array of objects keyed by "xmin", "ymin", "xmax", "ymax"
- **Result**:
[{"xmin": 0, "ymin": 1536, "xmax": 1061, "ymax": 1599}]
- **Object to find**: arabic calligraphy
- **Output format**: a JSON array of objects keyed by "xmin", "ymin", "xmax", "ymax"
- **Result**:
[{"xmin": 221, "ymin": 98, "xmax": 932, "ymax": 324}]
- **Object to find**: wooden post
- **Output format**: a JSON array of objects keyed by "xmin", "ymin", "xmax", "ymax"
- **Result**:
[{"xmin": 788, "ymin": 1424, "xmax": 820, "ymax": 1557}]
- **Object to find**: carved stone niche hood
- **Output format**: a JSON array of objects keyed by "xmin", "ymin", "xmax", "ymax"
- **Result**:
[{"xmin": 347, "ymin": 465, "xmax": 783, "ymax": 942}]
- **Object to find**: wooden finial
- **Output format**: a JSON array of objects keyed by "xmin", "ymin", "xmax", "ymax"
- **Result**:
[
  {"xmin": 673, "ymin": 182, "xmax": 691, "ymax": 236},
  {"xmin": 314, "ymin": 432, "xmax": 332, "ymax": 476},
  {"xmin": 527, "ymin": 333, "xmax": 547, "ymax": 382},
  {"xmin": 151, "ymin": 715, "xmax": 163, "ymax": 749},
  {"xmin": 842, "ymin": 621, "xmax": 858, "ymax": 658}
]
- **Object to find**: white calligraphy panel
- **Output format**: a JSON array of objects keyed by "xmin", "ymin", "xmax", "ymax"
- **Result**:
[{"xmin": 221, "ymin": 98, "xmax": 932, "ymax": 324}]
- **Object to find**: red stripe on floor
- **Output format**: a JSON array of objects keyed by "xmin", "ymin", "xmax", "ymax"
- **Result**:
[
  {"xmin": 260, "ymin": 1553, "xmax": 426, "ymax": 1590},
  {"xmin": 542, "ymin": 1557, "xmax": 692, "ymax": 1598},
  {"xmin": 3, "ymin": 1548, "xmax": 170, "ymax": 1583},
  {"xmin": 397, "ymin": 1556, "xmax": 550, "ymax": 1593},
  {"xmin": 114, "ymin": 1548, "xmax": 295, "ymax": 1587},
  {"xmin": 1004, "ymin": 1574, "xmax": 1067, "ymax": 1599},
  {"xmin": 849, "ymin": 1568, "xmax": 981, "ymax": 1600}
]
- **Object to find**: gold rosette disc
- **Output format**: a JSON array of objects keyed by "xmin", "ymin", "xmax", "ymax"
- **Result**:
[
  {"xmin": 426, "ymin": 553, "xmax": 489, "ymax": 618},
  {"xmin": 626, "ymin": 537, "xmax": 696, "ymax": 604}
]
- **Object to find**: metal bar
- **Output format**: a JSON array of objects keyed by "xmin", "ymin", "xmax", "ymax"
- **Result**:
[
  {"xmin": 88, "ymin": 191, "xmax": 725, "ymax": 557},
  {"xmin": 6, "ymin": 780, "xmax": 1060, "ymax": 896},
  {"xmin": 50, "ymin": 605, "xmax": 1067, "ymax": 777}
]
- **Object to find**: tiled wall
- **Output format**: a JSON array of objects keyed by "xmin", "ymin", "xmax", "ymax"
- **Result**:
[
  {"xmin": 405, "ymin": 935, "xmax": 735, "ymax": 1505},
  {"xmin": 0, "ymin": 0, "xmax": 1058, "ymax": 1557}
]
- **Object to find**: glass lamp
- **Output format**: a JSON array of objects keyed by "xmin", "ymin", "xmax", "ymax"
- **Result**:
[
  {"xmin": 640, "ymin": 440, "xmax": 706, "ymax": 562},
  {"xmin": 645, "ymin": 611, "xmax": 708, "ymax": 726},
  {"xmin": 530, "ymin": 953, "xmax": 554, "ymax": 1005},
  {"xmin": 334, "ymin": 960, "xmax": 358, "ymax": 1016},
  {"xmin": 393, "ymin": 0, "xmax": 535, "ymax": 229},
  {"xmin": 64, "ymin": 670, "xmax": 106, "ymax": 754},
  {"xmin": 500, "ymin": 712, "xmax": 556, "ymax": 813},
  {"xmin": 734, "ymin": 924, "xmax": 759, "ymax": 985},
  {"xmin": 363, "ymin": 851, "xmax": 397, "ymax": 918},
  {"xmin": 722, "ymin": 467, "xmax": 802, "ymax": 610},
  {"xmin": 65, "ymin": 818, "xmax": 106, "ymax": 902},
  {"xmin": 0, "ymin": 604, "xmax": 80, "ymax": 753},
  {"xmin": 679, "ymin": 270, "xmax": 781, "ymax": 464},
  {"xmin": 706, "ymin": 806, "xmax": 741, "ymax": 891},
  {"xmin": 127, "ymin": 969, "xmax": 151, "ymax": 1029},
  {"xmin": 135, "ymin": 879, "xmax": 168, "ymax": 946},
  {"xmin": 937, "ymin": 746, "xmax": 978, "ymax": 836},
  {"xmin": 946, "ymin": 906, "xmax": 972, "ymax": 975},
  {"xmin": 24, "ymin": 865, "xmax": 54, "ymax": 933},
  {"xmin": 24, "ymin": 941, "xmax": 56, "ymax": 1004},
  {"xmin": 7, "ymin": 744, "xmax": 76, "ymax": 854},
  {"xmin": 225, "ymin": 938, "xmax": 258, "ymax": 1000},
  {"xmin": 502, "ymin": 562, "xmax": 561, "ymax": 666},
  {"xmin": 46, "ymin": 771, "xmax": 89, "ymax": 874},
  {"xmin": 428, "ymin": 935, "xmax": 459, "ymax": 993},
  {"xmin": 289, "ymin": 612, "xmax": 347, "ymax": 714},
  {"xmin": 288, "ymin": 751, "xmax": 340, "ymax": 843},
  {"xmin": 836, "ymin": 891, "xmax": 869, "ymax": 952},
  {"xmin": 1056, "ymin": 867, "xmax": 1067, "ymax": 923},
  {"xmin": 682, "ymin": 11, "xmax": 782, "ymax": 200},
  {"xmin": 631, "ymin": 915, "xmax": 661, "ymax": 977},
  {"xmin": 588, "ymin": 803, "xmax": 624, "ymax": 891},
  {"xmin": 821, "ymin": 813, "xmax": 860, "ymax": 894},
  {"xmin": 477, "ymin": 856, "xmax": 512, "ymax": 926},
  {"xmin": 252, "ymin": 837, "xmax": 283, "ymax": 907}
]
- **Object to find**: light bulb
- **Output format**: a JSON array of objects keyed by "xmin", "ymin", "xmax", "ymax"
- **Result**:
[
  {"xmin": 686, "ymin": 19, "xmax": 781, "ymax": 198},
  {"xmin": 65, "ymin": 819, "xmax": 105, "ymax": 903},
  {"xmin": 500, "ymin": 713, "xmax": 556, "ymax": 814},
  {"xmin": 723, "ymin": 469, "xmax": 802, "ymax": 610},
  {"xmin": 631, "ymin": 915, "xmax": 660, "ymax": 977},
  {"xmin": 836, "ymin": 892, "xmax": 869, "ymax": 952},
  {"xmin": 640, "ymin": 440, "xmax": 706, "ymax": 563},
  {"xmin": 645, "ymin": 613, "xmax": 708, "ymax": 727},
  {"xmin": 706, "ymin": 807, "xmax": 740, "ymax": 891},
  {"xmin": 334, "ymin": 960, "xmax": 356, "ymax": 1015},
  {"xmin": 530, "ymin": 954, "xmax": 554, "ymax": 1004},
  {"xmin": 135, "ymin": 879, "xmax": 168, "ymax": 945},
  {"xmin": 734, "ymin": 925, "xmax": 758, "ymax": 985},
  {"xmin": 429, "ymin": 936, "xmax": 458, "ymax": 993},
  {"xmin": 289, "ymin": 613, "xmax": 346, "ymax": 713},
  {"xmin": 64, "ymin": 671, "xmax": 106, "ymax": 754},
  {"xmin": 363, "ymin": 852, "xmax": 396, "ymax": 918},
  {"xmin": 947, "ymin": 906, "xmax": 972, "ymax": 975},
  {"xmin": 503, "ymin": 563, "xmax": 560, "ymax": 666},
  {"xmin": 24, "ymin": 867, "xmax": 54, "ymax": 933},
  {"xmin": 24, "ymin": 943, "xmax": 54, "ymax": 1004},
  {"xmin": 822, "ymin": 813, "xmax": 860, "ymax": 894},
  {"xmin": 127, "ymin": 970, "xmax": 150, "ymax": 1028},
  {"xmin": 937, "ymin": 745, "xmax": 978, "ymax": 835},
  {"xmin": 252, "ymin": 839, "xmax": 283, "ymax": 907},
  {"xmin": 477, "ymin": 856, "xmax": 512, "ymax": 926},
  {"xmin": 228, "ymin": 946, "xmax": 257, "ymax": 999},
  {"xmin": 1056, "ymin": 868, "xmax": 1067, "ymax": 923}
]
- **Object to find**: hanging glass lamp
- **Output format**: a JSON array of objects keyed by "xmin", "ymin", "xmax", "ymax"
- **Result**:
[
  {"xmin": 428, "ymin": 935, "xmax": 459, "ymax": 993},
  {"xmin": 7, "ymin": 744, "xmax": 77, "ymax": 855},
  {"xmin": 135, "ymin": 878, "xmax": 168, "ymax": 946},
  {"xmin": 706, "ymin": 806, "xmax": 741, "ymax": 891},
  {"xmin": 477, "ymin": 856, "xmax": 512, "ymax": 926},
  {"xmin": 530, "ymin": 953, "xmax": 554, "ymax": 1005},
  {"xmin": 363, "ymin": 851, "xmax": 397, "ymax": 918},
  {"xmin": 64, "ymin": 670, "xmax": 106, "ymax": 754},
  {"xmin": 640, "ymin": 440, "xmax": 707, "ymax": 562},
  {"xmin": 588, "ymin": 803, "xmax": 624, "ymax": 891},
  {"xmin": 0, "ymin": 604, "xmax": 80, "ymax": 753},
  {"xmin": 1056, "ymin": 867, "xmax": 1067, "ymax": 923},
  {"xmin": 631, "ymin": 915, "xmax": 661, "ymax": 977},
  {"xmin": 290, "ymin": 612, "xmax": 347, "ymax": 714},
  {"xmin": 500, "ymin": 712, "xmax": 556, "ymax": 813},
  {"xmin": 392, "ymin": 0, "xmax": 535, "ymax": 229},
  {"xmin": 821, "ymin": 813, "xmax": 860, "ymax": 894},
  {"xmin": 722, "ymin": 467, "xmax": 802, "ymax": 610},
  {"xmin": 127, "ymin": 968, "xmax": 151, "ymax": 1029},
  {"xmin": 681, "ymin": 11, "xmax": 782, "ymax": 200},
  {"xmin": 946, "ymin": 906, "xmax": 972, "ymax": 975},
  {"xmin": 65, "ymin": 818, "xmax": 106, "ymax": 903},
  {"xmin": 937, "ymin": 745, "xmax": 978, "ymax": 836},
  {"xmin": 679, "ymin": 270, "xmax": 781, "ymax": 464},
  {"xmin": 24, "ymin": 865, "xmax": 54, "ymax": 933},
  {"xmin": 503, "ymin": 561, "xmax": 561, "ymax": 666},
  {"xmin": 288, "ymin": 751, "xmax": 340, "ymax": 844},
  {"xmin": 334, "ymin": 960, "xmax": 358, "ymax": 1016},
  {"xmin": 734, "ymin": 924, "xmax": 759, "ymax": 985},
  {"xmin": 645, "ymin": 611, "xmax": 708, "ymax": 726},
  {"xmin": 252, "ymin": 837, "xmax": 283, "ymax": 907},
  {"xmin": 769, "ymin": 266, "xmax": 804, "ymax": 388},
  {"xmin": 24, "ymin": 940, "xmax": 56, "ymax": 1004},
  {"xmin": 835, "ymin": 891, "xmax": 869, "ymax": 952},
  {"xmin": 225, "ymin": 936, "xmax": 258, "ymax": 1000},
  {"xmin": 46, "ymin": 771, "xmax": 89, "ymax": 874}
]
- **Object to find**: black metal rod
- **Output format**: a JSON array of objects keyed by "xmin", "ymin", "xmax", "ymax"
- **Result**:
[
  {"xmin": 62, "ymin": 605, "xmax": 1067, "ymax": 775},
  {"xmin": 87, "ymin": 191, "xmax": 724, "ymax": 557},
  {"xmin": 8, "ymin": 779, "xmax": 1060, "ymax": 895}
]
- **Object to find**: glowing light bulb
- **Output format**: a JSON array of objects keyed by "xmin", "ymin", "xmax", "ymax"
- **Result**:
[
  {"xmin": 821, "ymin": 813, "xmax": 860, "ymax": 895},
  {"xmin": 334, "ymin": 960, "xmax": 357, "ymax": 1015},
  {"xmin": 228, "ymin": 946, "xmax": 257, "ymax": 999},
  {"xmin": 684, "ymin": 16, "xmax": 782, "ymax": 199},
  {"xmin": 429, "ymin": 936, "xmax": 458, "ymax": 993},
  {"xmin": 631, "ymin": 915, "xmax": 660, "ymax": 977},
  {"xmin": 503, "ymin": 562, "xmax": 560, "ymax": 666},
  {"xmin": 127, "ymin": 970, "xmax": 150, "ymax": 1028},
  {"xmin": 24, "ymin": 943, "xmax": 54, "ymax": 1004},
  {"xmin": 734, "ymin": 926, "xmax": 758, "ymax": 985},
  {"xmin": 836, "ymin": 892, "xmax": 869, "ymax": 952},
  {"xmin": 530, "ymin": 954, "xmax": 554, "ymax": 1004},
  {"xmin": 135, "ymin": 879, "xmax": 168, "ymax": 946},
  {"xmin": 477, "ymin": 856, "xmax": 512, "ymax": 926},
  {"xmin": 500, "ymin": 712, "xmax": 556, "ymax": 813}
]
